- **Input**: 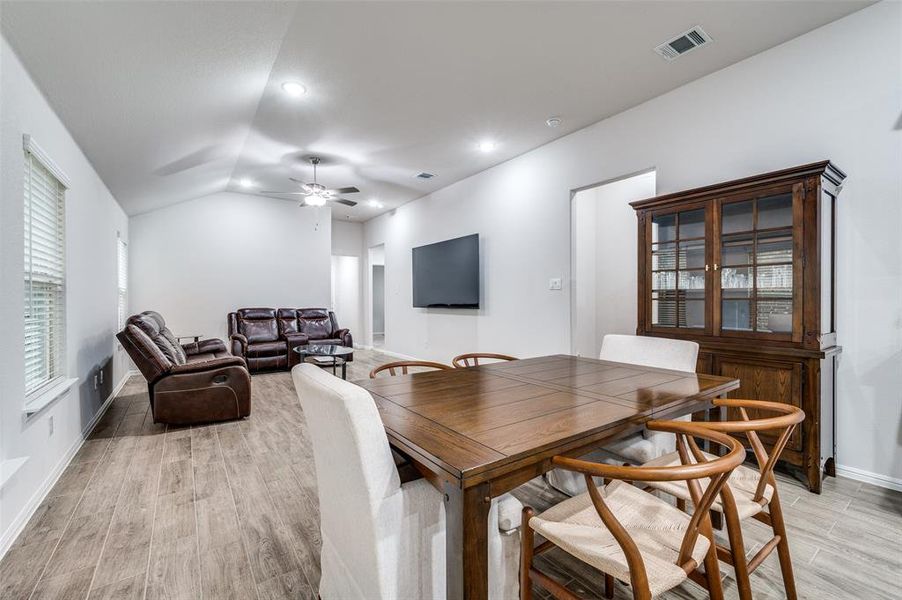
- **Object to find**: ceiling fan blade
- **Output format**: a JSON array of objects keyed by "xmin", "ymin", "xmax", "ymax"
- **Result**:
[
  {"xmin": 333, "ymin": 198, "xmax": 358, "ymax": 207},
  {"xmin": 329, "ymin": 186, "xmax": 359, "ymax": 194},
  {"xmin": 261, "ymin": 190, "xmax": 306, "ymax": 195},
  {"xmin": 288, "ymin": 177, "xmax": 309, "ymax": 185}
]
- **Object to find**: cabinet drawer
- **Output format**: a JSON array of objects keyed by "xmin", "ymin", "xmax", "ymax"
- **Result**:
[{"xmin": 714, "ymin": 355, "xmax": 803, "ymax": 452}]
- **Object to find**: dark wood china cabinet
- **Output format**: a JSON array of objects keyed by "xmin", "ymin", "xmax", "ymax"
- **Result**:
[{"xmin": 632, "ymin": 161, "xmax": 845, "ymax": 493}]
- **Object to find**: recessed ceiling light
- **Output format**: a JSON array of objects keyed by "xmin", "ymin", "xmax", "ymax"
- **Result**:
[
  {"xmin": 239, "ymin": 178, "xmax": 254, "ymax": 188},
  {"xmin": 368, "ymin": 199, "xmax": 384, "ymax": 209},
  {"xmin": 478, "ymin": 140, "xmax": 497, "ymax": 153},
  {"xmin": 281, "ymin": 81, "xmax": 307, "ymax": 97},
  {"xmin": 546, "ymin": 116, "xmax": 562, "ymax": 128}
]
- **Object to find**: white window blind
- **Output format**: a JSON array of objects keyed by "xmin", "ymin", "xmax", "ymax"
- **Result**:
[
  {"xmin": 24, "ymin": 148, "xmax": 67, "ymax": 397},
  {"xmin": 117, "ymin": 237, "xmax": 128, "ymax": 330}
]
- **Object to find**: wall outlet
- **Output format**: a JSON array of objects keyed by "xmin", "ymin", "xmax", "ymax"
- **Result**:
[
  {"xmin": 549, "ymin": 278, "xmax": 563, "ymax": 290},
  {"xmin": 48, "ymin": 416, "xmax": 54, "ymax": 436}
]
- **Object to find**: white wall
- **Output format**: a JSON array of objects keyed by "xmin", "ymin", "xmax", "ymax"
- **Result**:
[
  {"xmin": 364, "ymin": 3, "xmax": 902, "ymax": 483},
  {"xmin": 571, "ymin": 171, "xmax": 656, "ymax": 357},
  {"xmin": 129, "ymin": 192, "xmax": 331, "ymax": 342},
  {"xmin": 0, "ymin": 35, "xmax": 130, "ymax": 553},
  {"xmin": 330, "ymin": 219, "xmax": 364, "ymax": 339}
]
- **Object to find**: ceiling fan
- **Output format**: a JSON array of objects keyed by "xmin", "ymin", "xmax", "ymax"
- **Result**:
[{"xmin": 262, "ymin": 157, "xmax": 359, "ymax": 207}]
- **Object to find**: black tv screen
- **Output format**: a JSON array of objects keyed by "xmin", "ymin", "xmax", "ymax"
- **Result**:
[{"xmin": 412, "ymin": 234, "xmax": 480, "ymax": 308}]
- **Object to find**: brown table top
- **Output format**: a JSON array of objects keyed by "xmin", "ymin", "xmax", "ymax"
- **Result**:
[{"xmin": 356, "ymin": 354, "xmax": 739, "ymax": 487}]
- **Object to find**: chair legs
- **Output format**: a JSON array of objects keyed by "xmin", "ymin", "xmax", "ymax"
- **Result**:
[
  {"xmin": 768, "ymin": 489, "xmax": 798, "ymax": 600},
  {"xmin": 520, "ymin": 507, "xmax": 535, "ymax": 600},
  {"xmin": 701, "ymin": 521, "xmax": 725, "ymax": 600},
  {"xmin": 723, "ymin": 505, "xmax": 753, "ymax": 600}
]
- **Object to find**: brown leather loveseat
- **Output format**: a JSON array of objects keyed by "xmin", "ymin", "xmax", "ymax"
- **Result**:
[
  {"xmin": 117, "ymin": 311, "xmax": 251, "ymax": 424},
  {"xmin": 228, "ymin": 308, "xmax": 353, "ymax": 373}
]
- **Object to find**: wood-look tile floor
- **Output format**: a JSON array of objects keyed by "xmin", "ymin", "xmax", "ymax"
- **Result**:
[{"xmin": 2, "ymin": 348, "xmax": 900, "ymax": 599}]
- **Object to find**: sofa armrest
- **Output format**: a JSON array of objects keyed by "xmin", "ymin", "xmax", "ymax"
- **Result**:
[
  {"xmin": 335, "ymin": 328, "xmax": 353, "ymax": 347},
  {"xmin": 182, "ymin": 337, "xmax": 227, "ymax": 357},
  {"xmin": 283, "ymin": 332, "xmax": 310, "ymax": 347},
  {"xmin": 169, "ymin": 356, "xmax": 247, "ymax": 375},
  {"xmin": 230, "ymin": 333, "xmax": 248, "ymax": 358}
]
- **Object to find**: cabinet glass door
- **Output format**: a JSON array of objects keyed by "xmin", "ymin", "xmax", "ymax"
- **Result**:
[
  {"xmin": 650, "ymin": 208, "xmax": 706, "ymax": 330},
  {"xmin": 719, "ymin": 192, "xmax": 795, "ymax": 336}
]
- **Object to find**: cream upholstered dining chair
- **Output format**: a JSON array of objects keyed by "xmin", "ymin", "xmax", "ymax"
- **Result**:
[
  {"xmin": 546, "ymin": 334, "xmax": 700, "ymax": 496},
  {"xmin": 642, "ymin": 399, "xmax": 805, "ymax": 600},
  {"xmin": 292, "ymin": 364, "xmax": 522, "ymax": 600},
  {"xmin": 522, "ymin": 420, "xmax": 746, "ymax": 600}
]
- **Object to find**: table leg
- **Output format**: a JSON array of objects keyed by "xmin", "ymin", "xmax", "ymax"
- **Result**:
[
  {"xmin": 443, "ymin": 480, "xmax": 491, "ymax": 600},
  {"xmin": 341, "ymin": 360, "xmax": 347, "ymax": 380}
]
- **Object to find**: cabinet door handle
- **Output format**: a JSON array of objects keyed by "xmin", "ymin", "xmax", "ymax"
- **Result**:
[
  {"xmin": 714, "ymin": 263, "xmax": 719, "ymax": 271},
  {"xmin": 705, "ymin": 264, "xmax": 710, "ymax": 272}
]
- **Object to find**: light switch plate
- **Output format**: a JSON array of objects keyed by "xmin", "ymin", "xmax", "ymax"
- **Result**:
[{"xmin": 549, "ymin": 278, "xmax": 563, "ymax": 290}]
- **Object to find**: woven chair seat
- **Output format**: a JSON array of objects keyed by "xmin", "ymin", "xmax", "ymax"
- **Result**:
[
  {"xmin": 530, "ymin": 480, "xmax": 710, "ymax": 597},
  {"xmin": 644, "ymin": 450, "xmax": 774, "ymax": 519}
]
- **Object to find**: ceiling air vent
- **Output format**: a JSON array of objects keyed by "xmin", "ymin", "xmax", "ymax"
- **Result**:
[
  {"xmin": 415, "ymin": 172, "xmax": 435, "ymax": 179},
  {"xmin": 654, "ymin": 26, "xmax": 712, "ymax": 61}
]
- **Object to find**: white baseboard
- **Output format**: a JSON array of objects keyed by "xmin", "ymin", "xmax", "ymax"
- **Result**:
[
  {"xmin": 835, "ymin": 463, "xmax": 902, "ymax": 492},
  {"xmin": 0, "ymin": 373, "xmax": 130, "ymax": 558}
]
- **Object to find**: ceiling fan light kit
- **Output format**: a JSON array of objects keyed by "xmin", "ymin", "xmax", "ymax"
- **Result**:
[{"xmin": 263, "ymin": 156, "xmax": 360, "ymax": 208}]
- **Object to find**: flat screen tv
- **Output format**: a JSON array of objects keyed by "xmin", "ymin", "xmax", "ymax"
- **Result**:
[{"xmin": 412, "ymin": 234, "xmax": 480, "ymax": 308}]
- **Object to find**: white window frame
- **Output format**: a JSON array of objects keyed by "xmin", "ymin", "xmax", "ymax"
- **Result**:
[{"xmin": 23, "ymin": 135, "xmax": 76, "ymax": 415}]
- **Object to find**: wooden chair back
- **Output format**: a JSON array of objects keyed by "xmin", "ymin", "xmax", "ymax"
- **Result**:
[
  {"xmin": 551, "ymin": 420, "xmax": 745, "ymax": 592},
  {"xmin": 368, "ymin": 360, "xmax": 452, "ymax": 378},
  {"xmin": 705, "ymin": 398, "xmax": 804, "ymax": 502},
  {"xmin": 451, "ymin": 352, "xmax": 517, "ymax": 368}
]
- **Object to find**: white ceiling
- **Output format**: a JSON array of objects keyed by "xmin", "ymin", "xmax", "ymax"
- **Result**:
[{"xmin": 1, "ymin": 1, "xmax": 871, "ymax": 220}]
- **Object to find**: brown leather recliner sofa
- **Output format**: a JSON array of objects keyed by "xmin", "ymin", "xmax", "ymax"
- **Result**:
[
  {"xmin": 228, "ymin": 308, "xmax": 353, "ymax": 373},
  {"xmin": 117, "ymin": 311, "xmax": 251, "ymax": 425}
]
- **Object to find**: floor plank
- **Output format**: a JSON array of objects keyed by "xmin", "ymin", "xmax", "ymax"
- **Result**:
[{"xmin": 2, "ymin": 348, "xmax": 899, "ymax": 599}]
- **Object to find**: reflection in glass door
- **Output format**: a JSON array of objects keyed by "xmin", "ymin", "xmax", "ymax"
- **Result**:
[
  {"xmin": 720, "ymin": 192, "xmax": 794, "ymax": 334},
  {"xmin": 650, "ymin": 208, "xmax": 706, "ymax": 329}
]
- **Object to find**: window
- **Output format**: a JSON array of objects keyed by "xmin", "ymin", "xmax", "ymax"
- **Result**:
[
  {"xmin": 117, "ymin": 236, "xmax": 128, "ymax": 330},
  {"xmin": 23, "ymin": 138, "xmax": 68, "ymax": 397}
]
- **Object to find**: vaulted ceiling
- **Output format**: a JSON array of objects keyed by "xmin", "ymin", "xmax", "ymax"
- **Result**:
[{"xmin": 1, "ymin": 1, "xmax": 870, "ymax": 219}]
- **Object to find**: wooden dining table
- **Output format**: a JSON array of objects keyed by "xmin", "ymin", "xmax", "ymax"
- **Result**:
[{"xmin": 355, "ymin": 354, "xmax": 740, "ymax": 600}]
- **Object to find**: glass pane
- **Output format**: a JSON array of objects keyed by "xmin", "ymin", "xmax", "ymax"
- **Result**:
[
  {"xmin": 652, "ymin": 292, "xmax": 677, "ymax": 327},
  {"xmin": 679, "ymin": 209, "xmax": 705, "ymax": 239},
  {"xmin": 652, "ymin": 271, "xmax": 676, "ymax": 290},
  {"xmin": 722, "ymin": 200, "xmax": 753, "ymax": 234},
  {"xmin": 652, "ymin": 213, "xmax": 676, "ymax": 243},
  {"xmin": 722, "ymin": 299, "xmax": 752, "ymax": 331},
  {"xmin": 679, "ymin": 240, "xmax": 706, "ymax": 269},
  {"xmin": 721, "ymin": 233, "xmax": 753, "ymax": 266},
  {"xmin": 756, "ymin": 264, "xmax": 793, "ymax": 295},
  {"xmin": 757, "ymin": 230, "xmax": 793, "ymax": 264},
  {"xmin": 721, "ymin": 266, "xmax": 753, "ymax": 292},
  {"xmin": 680, "ymin": 300, "xmax": 705, "ymax": 329},
  {"xmin": 758, "ymin": 193, "xmax": 793, "ymax": 230},
  {"xmin": 652, "ymin": 243, "xmax": 676, "ymax": 270},
  {"xmin": 678, "ymin": 270, "xmax": 706, "ymax": 291},
  {"xmin": 757, "ymin": 299, "xmax": 793, "ymax": 333}
]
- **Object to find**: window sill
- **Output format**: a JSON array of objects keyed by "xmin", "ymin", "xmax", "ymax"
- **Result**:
[{"xmin": 24, "ymin": 377, "xmax": 78, "ymax": 417}]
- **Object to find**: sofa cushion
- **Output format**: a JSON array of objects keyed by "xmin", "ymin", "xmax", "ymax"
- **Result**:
[
  {"xmin": 237, "ymin": 308, "xmax": 279, "ymax": 343},
  {"xmin": 129, "ymin": 311, "xmax": 186, "ymax": 365},
  {"xmin": 277, "ymin": 308, "xmax": 300, "ymax": 336},
  {"xmin": 298, "ymin": 309, "xmax": 333, "ymax": 340},
  {"xmin": 247, "ymin": 340, "xmax": 288, "ymax": 357}
]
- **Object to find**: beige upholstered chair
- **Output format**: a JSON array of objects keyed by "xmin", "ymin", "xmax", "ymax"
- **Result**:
[
  {"xmin": 643, "ymin": 398, "xmax": 805, "ymax": 600},
  {"xmin": 292, "ymin": 364, "xmax": 522, "ymax": 599},
  {"xmin": 546, "ymin": 334, "xmax": 700, "ymax": 496},
  {"xmin": 522, "ymin": 420, "xmax": 745, "ymax": 600}
]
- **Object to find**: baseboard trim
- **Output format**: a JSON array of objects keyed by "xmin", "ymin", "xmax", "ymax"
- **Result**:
[
  {"xmin": 0, "ymin": 373, "xmax": 130, "ymax": 558},
  {"xmin": 835, "ymin": 464, "xmax": 902, "ymax": 492}
]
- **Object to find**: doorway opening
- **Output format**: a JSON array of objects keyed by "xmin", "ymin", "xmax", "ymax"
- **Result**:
[
  {"xmin": 570, "ymin": 170, "xmax": 656, "ymax": 357},
  {"xmin": 369, "ymin": 244, "xmax": 385, "ymax": 349}
]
